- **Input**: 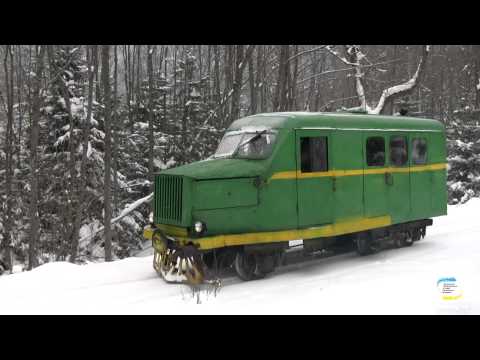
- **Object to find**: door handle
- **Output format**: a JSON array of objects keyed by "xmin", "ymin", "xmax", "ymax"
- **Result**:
[
  {"xmin": 385, "ymin": 172, "xmax": 393, "ymax": 186},
  {"xmin": 332, "ymin": 176, "xmax": 336, "ymax": 192}
]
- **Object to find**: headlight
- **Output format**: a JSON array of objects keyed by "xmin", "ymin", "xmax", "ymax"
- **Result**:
[
  {"xmin": 194, "ymin": 221, "xmax": 204, "ymax": 233},
  {"xmin": 149, "ymin": 213, "xmax": 153, "ymax": 223}
]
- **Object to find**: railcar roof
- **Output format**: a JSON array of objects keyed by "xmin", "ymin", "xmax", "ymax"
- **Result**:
[{"xmin": 228, "ymin": 112, "xmax": 444, "ymax": 132}]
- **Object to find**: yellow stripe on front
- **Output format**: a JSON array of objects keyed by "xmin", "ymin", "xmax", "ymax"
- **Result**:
[
  {"xmin": 269, "ymin": 163, "xmax": 446, "ymax": 180},
  {"xmin": 193, "ymin": 215, "xmax": 392, "ymax": 250},
  {"xmin": 154, "ymin": 223, "xmax": 188, "ymax": 237}
]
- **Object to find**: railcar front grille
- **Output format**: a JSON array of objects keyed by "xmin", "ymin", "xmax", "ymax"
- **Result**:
[{"xmin": 155, "ymin": 175, "xmax": 183, "ymax": 224}]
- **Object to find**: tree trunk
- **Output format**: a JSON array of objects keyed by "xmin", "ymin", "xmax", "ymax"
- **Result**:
[
  {"xmin": 230, "ymin": 45, "xmax": 244, "ymax": 121},
  {"xmin": 112, "ymin": 45, "xmax": 119, "ymax": 214},
  {"xmin": 255, "ymin": 45, "xmax": 264, "ymax": 113},
  {"xmin": 260, "ymin": 46, "xmax": 267, "ymax": 113},
  {"xmin": 69, "ymin": 45, "xmax": 95, "ymax": 263},
  {"xmin": 473, "ymin": 45, "xmax": 480, "ymax": 109},
  {"xmin": 248, "ymin": 47, "xmax": 256, "ymax": 115},
  {"xmin": 101, "ymin": 45, "xmax": 113, "ymax": 262},
  {"xmin": 15, "ymin": 45, "xmax": 23, "ymax": 171},
  {"xmin": 383, "ymin": 45, "xmax": 398, "ymax": 115},
  {"xmin": 163, "ymin": 46, "xmax": 168, "ymax": 130},
  {"xmin": 213, "ymin": 45, "xmax": 221, "ymax": 115},
  {"xmin": 289, "ymin": 45, "xmax": 299, "ymax": 111},
  {"xmin": 136, "ymin": 45, "xmax": 141, "ymax": 109},
  {"xmin": 2, "ymin": 45, "xmax": 15, "ymax": 271},
  {"xmin": 27, "ymin": 45, "xmax": 45, "ymax": 270},
  {"xmin": 94, "ymin": 46, "xmax": 101, "ymax": 103},
  {"xmin": 231, "ymin": 45, "xmax": 255, "ymax": 122},
  {"xmin": 147, "ymin": 45, "xmax": 155, "ymax": 191},
  {"xmin": 274, "ymin": 45, "xmax": 289, "ymax": 111},
  {"xmin": 122, "ymin": 45, "xmax": 132, "ymax": 129}
]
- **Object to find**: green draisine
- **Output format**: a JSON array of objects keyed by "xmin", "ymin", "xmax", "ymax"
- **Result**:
[{"xmin": 144, "ymin": 112, "xmax": 447, "ymax": 284}]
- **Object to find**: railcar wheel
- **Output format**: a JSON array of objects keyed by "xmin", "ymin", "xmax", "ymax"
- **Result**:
[
  {"xmin": 355, "ymin": 232, "xmax": 376, "ymax": 256},
  {"xmin": 393, "ymin": 232, "xmax": 406, "ymax": 248},
  {"xmin": 412, "ymin": 228, "xmax": 422, "ymax": 242},
  {"xmin": 234, "ymin": 252, "xmax": 265, "ymax": 281},
  {"xmin": 403, "ymin": 232, "xmax": 414, "ymax": 247}
]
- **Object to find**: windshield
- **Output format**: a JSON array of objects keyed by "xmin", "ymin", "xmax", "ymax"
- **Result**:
[{"xmin": 214, "ymin": 130, "xmax": 277, "ymax": 159}]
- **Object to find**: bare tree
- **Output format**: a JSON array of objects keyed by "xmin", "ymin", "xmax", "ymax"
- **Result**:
[
  {"xmin": 101, "ymin": 45, "xmax": 113, "ymax": 261},
  {"xmin": 230, "ymin": 45, "xmax": 255, "ymax": 121},
  {"xmin": 69, "ymin": 45, "xmax": 95, "ymax": 263},
  {"xmin": 112, "ymin": 45, "xmax": 119, "ymax": 214},
  {"xmin": 2, "ymin": 45, "xmax": 15, "ymax": 271},
  {"xmin": 147, "ymin": 44, "xmax": 155, "ymax": 190},
  {"xmin": 26, "ymin": 45, "xmax": 45, "ymax": 270},
  {"xmin": 326, "ymin": 45, "xmax": 430, "ymax": 114},
  {"xmin": 273, "ymin": 45, "xmax": 290, "ymax": 111}
]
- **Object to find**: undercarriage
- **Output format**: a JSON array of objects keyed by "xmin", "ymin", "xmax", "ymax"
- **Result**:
[{"xmin": 148, "ymin": 219, "xmax": 432, "ymax": 286}]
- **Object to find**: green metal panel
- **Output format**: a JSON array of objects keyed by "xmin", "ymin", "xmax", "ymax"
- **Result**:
[
  {"xmin": 331, "ymin": 130, "xmax": 364, "ymax": 220},
  {"xmin": 190, "ymin": 129, "xmax": 298, "ymax": 236},
  {"xmin": 193, "ymin": 178, "xmax": 258, "ymax": 210},
  {"xmin": 410, "ymin": 133, "xmax": 432, "ymax": 220},
  {"xmin": 295, "ymin": 129, "xmax": 333, "ymax": 227},
  {"xmin": 363, "ymin": 131, "xmax": 388, "ymax": 217},
  {"xmin": 430, "ymin": 132, "xmax": 448, "ymax": 216},
  {"xmin": 386, "ymin": 133, "xmax": 411, "ymax": 223},
  {"xmin": 154, "ymin": 174, "xmax": 192, "ymax": 227}
]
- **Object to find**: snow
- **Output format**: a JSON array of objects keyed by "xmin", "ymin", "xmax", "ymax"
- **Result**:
[
  {"xmin": 1, "ymin": 200, "xmax": 480, "ymax": 314},
  {"xmin": 134, "ymin": 122, "xmax": 149, "ymax": 131},
  {"xmin": 86, "ymin": 141, "xmax": 92, "ymax": 159}
]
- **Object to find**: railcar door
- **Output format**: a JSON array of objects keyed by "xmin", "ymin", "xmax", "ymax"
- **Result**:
[
  {"xmin": 387, "ymin": 133, "xmax": 411, "ymax": 223},
  {"xmin": 363, "ymin": 132, "xmax": 388, "ymax": 217},
  {"xmin": 410, "ymin": 133, "xmax": 432, "ymax": 219},
  {"xmin": 295, "ymin": 129, "xmax": 333, "ymax": 227},
  {"xmin": 331, "ymin": 130, "xmax": 364, "ymax": 221}
]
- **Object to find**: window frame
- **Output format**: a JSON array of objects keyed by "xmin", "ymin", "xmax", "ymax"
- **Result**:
[
  {"xmin": 411, "ymin": 137, "xmax": 428, "ymax": 165},
  {"xmin": 389, "ymin": 135, "xmax": 409, "ymax": 167},
  {"xmin": 300, "ymin": 136, "xmax": 329, "ymax": 173},
  {"xmin": 366, "ymin": 136, "xmax": 386, "ymax": 167}
]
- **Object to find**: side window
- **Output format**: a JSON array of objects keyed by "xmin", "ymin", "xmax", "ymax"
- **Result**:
[
  {"xmin": 300, "ymin": 137, "xmax": 328, "ymax": 172},
  {"xmin": 390, "ymin": 136, "xmax": 408, "ymax": 166},
  {"xmin": 366, "ymin": 137, "xmax": 385, "ymax": 166},
  {"xmin": 412, "ymin": 138, "xmax": 427, "ymax": 165}
]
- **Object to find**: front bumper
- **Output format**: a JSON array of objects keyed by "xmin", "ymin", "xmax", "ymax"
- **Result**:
[
  {"xmin": 144, "ymin": 224, "xmax": 191, "ymax": 251},
  {"xmin": 144, "ymin": 224, "xmax": 228, "ymax": 251}
]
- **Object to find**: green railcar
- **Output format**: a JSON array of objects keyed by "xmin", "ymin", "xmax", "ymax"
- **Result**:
[{"xmin": 144, "ymin": 112, "xmax": 447, "ymax": 284}]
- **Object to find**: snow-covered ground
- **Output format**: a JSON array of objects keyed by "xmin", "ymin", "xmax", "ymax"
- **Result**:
[{"xmin": 1, "ymin": 200, "xmax": 480, "ymax": 314}]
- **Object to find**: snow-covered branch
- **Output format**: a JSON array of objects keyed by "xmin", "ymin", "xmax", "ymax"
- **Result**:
[
  {"xmin": 77, "ymin": 192, "xmax": 153, "ymax": 244},
  {"xmin": 370, "ymin": 45, "xmax": 430, "ymax": 114},
  {"xmin": 326, "ymin": 45, "xmax": 359, "ymax": 66},
  {"xmin": 326, "ymin": 45, "xmax": 431, "ymax": 114}
]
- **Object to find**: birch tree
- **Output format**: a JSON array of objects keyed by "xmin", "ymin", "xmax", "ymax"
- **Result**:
[{"xmin": 326, "ymin": 45, "xmax": 430, "ymax": 114}]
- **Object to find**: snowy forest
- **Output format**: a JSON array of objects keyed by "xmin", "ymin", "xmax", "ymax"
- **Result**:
[{"xmin": 0, "ymin": 44, "xmax": 479, "ymax": 274}]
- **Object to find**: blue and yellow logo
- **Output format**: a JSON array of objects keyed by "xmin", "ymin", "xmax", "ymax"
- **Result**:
[{"xmin": 437, "ymin": 277, "xmax": 463, "ymax": 301}]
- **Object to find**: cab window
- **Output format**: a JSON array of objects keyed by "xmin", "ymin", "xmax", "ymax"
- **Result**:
[
  {"xmin": 412, "ymin": 138, "xmax": 427, "ymax": 165},
  {"xmin": 390, "ymin": 136, "xmax": 408, "ymax": 166},
  {"xmin": 366, "ymin": 137, "xmax": 385, "ymax": 166},
  {"xmin": 300, "ymin": 137, "xmax": 328, "ymax": 172}
]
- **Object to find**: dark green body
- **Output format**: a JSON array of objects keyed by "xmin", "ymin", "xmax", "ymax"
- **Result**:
[{"xmin": 153, "ymin": 112, "xmax": 447, "ymax": 243}]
